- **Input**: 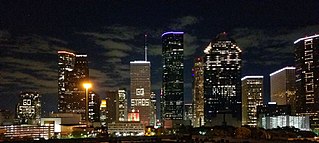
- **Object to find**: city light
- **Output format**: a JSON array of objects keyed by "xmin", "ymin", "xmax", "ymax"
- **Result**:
[{"xmin": 83, "ymin": 83, "xmax": 92, "ymax": 89}]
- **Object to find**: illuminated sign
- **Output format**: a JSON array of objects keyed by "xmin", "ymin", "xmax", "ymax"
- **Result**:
[
  {"xmin": 23, "ymin": 99, "xmax": 32, "ymax": 105},
  {"xmin": 131, "ymin": 99, "xmax": 149, "ymax": 106},
  {"xmin": 136, "ymin": 88, "xmax": 144, "ymax": 96},
  {"xmin": 128, "ymin": 112, "xmax": 140, "ymax": 121}
]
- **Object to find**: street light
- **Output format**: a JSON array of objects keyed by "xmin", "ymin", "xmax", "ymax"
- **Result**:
[{"xmin": 83, "ymin": 82, "xmax": 92, "ymax": 129}]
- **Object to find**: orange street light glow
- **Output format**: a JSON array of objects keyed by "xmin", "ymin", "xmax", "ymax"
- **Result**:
[{"xmin": 83, "ymin": 83, "xmax": 92, "ymax": 89}]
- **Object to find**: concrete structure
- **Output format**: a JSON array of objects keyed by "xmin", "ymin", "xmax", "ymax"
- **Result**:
[
  {"xmin": 16, "ymin": 91, "xmax": 41, "ymax": 125},
  {"xmin": 150, "ymin": 92, "xmax": 156, "ymax": 126},
  {"xmin": 294, "ymin": 34, "xmax": 319, "ymax": 128},
  {"xmin": 257, "ymin": 102, "xmax": 292, "ymax": 127},
  {"xmin": 105, "ymin": 90, "xmax": 117, "ymax": 123},
  {"xmin": 162, "ymin": 32, "xmax": 184, "ymax": 128},
  {"xmin": 100, "ymin": 99, "xmax": 107, "ymax": 127},
  {"xmin": 192, "ymin": 57, "xmax": 204, "ymax": 127},
  {"xmin": 270, "ymin": 67, "xmax": 296, "ymax": 113},
  {"xmin": 241, "ymin": 76, "xmax": 263, "ymax": 127},
  {"xmin": 260, "ymin": 115, "xmax": 310, "ymax": 131},
  {"xmin": 118, "ymin": 89, "xmax": 128, "ymax": 122},
  {"xmin": 203, "ymin": 32, "xmax": 242, "ymax": 127},
  {"xmin": 88, "ymin": 91, "xmax": 100, "ymax": 123},
  {"xmin": 58, "ymin": 51, "xmax": 75, "ymax": 113},
  {"xmin": 130, "ymin": 61, "xmax": 151, "ymax": 125},
  {"xmin": 107, "ymin": 122, "xmax": 145, "ymax": 136},
  {"xmin": 184, "ymin": 103, "xmax": 193, "ymax": 126},
  {"xmin": 0, "ymin": 125, "xmax": 53, "ymax": 140},
  {"xmin": 58, "ymin": 51, "xmax": 90, "ymax": 122},
  {"xmin": 40, "ymin": 112, "xmax": 85, "ymax": 138}
]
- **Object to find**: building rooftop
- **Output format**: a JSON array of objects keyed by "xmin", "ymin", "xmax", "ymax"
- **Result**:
[{"xmin": 161, "ymin": 31, "xmax": 184, "ymax": 37}]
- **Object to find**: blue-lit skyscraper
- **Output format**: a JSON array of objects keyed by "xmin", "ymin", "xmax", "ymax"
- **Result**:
[{"xmin": 162, "ymin": 32, "xmax": 184, "ymax": 128}]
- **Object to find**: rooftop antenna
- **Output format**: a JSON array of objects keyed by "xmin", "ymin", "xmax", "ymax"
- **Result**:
[{"xmin": 144, "ymin": 34, "xmax": 148, "ymax": 61}]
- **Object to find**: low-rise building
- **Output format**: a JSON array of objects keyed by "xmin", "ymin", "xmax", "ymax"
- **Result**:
[
  {"xmin": 260, "ymin": 115, "xmax": 310, "ymax": 131},
  {"xmin": 107, "ymin": 121, "xmax": 144, "ymax": 136},
  {"xmin": 0, "ymin": 125, "xmax": 53, "ymax": 140}
]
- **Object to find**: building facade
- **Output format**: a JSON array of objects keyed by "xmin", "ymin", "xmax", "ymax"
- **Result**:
[
  {"xmin": 294, "ymin": 34, "xmax": 319, "ymax": 128},
  {"xmin": 203, "ymin": 32, "xmax": 242, "ymax": 127},
  {"xmin": 270, "ymin": 67, "xmax": 296, "ymax": 113},
  {"xmin": 16, "ymin": 92, "xmax": 41, "ymax": 125},
  {"xmin": 130, "ymin": 61, "xmax": 151, "ymax": 125},
  {"xmin": 184, "ymin": 103, "xmax": 193, "ymax": 125},
  {"xmin": 100, "ymin": 99, "xmax": 107, "ymax": 127},
  {"xmin": 67, "ymin": 54, "xmax": 89, "ymax": 116},
  {"xmin": 162, "ymin": 32, "xmax": 184, "ymax": 127},
  {"xmin": 58, "ymin": 51, "xmax": 75, "ymax": 112},
  {"xmin": 260, "ymin": 115, "xmax": 310, "ymax": 131},
  {"xmin": 118, "ymin": 89, "xmax": 128, "ymax": 122},
  {"xmin": 241, "ymin": 76, "xmax": 263, "ymax": 127},
  {"xmin": 57, "ymin": 51, "xmax": 90, "ymax": 120},
  {"xmin": 192, "ymin": 57, "xmax": 204, "ymax": 127},
  {"xmin": 105, "ymin": 90, "xmax": 117, "ymax": 123},
  {"xmin": 88, "ymin": 91, "xmax": 100, "ymax": 122},
  {"xmin": 150, "ymin": 92, "xmax": 157, "ymax": 126}
]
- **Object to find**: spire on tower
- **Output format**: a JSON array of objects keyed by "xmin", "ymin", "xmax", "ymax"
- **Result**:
[{"xmin": 144, "ymin": 34, "xmax": 148, "ymax": 61}]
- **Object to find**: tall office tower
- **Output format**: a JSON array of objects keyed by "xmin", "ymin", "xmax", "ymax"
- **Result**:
[
  {"xmin": 72, "ymin": 54, "xmax": 89, "ymax": 89},
  {"xmin": 270, "ymin": 67, "xmax": 296, "ymax": 113},
  {"xmin": 162, "ymin": 32, "xmax": 184, "ymax": 128},
  {"xmin": 16, "ymin": 92, "xmax": 41, "ymax": 125},
  {"xmin": 118, "ymin": 89, "xmax": 128, "ymax": 121},
  {"xmin": 58, "ymin": 51, "xmax": 75, "ymax": 112},
  {"xmin": 241, "ymin": 76, "xmax": 263, "ymax": 127},
  {"xmin": 203, "ymin": 32, "xmax": 242, "ymax": 127},
  {"xmin": 130, "ymin": 61, "xmax": 151, "ymax": 125},
  {"xmin": 105, "ymin": 90, "xmax": 117, "ymax": 123},
  {"xmin": 150, "ymin": 92, "xmax": 157, "ymax": 126},
  {"xmin": 88, "ymin": 91, "xmax": 100, "ymax": 122},
  {"xmin": 58, "ymin": 51, "xmax": 89, "ymax": 115},
  {"xmin": 192, "ymin": 57, "xmax": 204, "ymax": 127},
  {"xmin": 100, "ymin": 99, "xmax": 107, "ymax": 127},
  {"xmin": 69, "ymin": 54, "xmax": 89, "ymax": 114},
  {"xmin": 295, "ymin": 34, "xmax": 319, "ymax": 128}
]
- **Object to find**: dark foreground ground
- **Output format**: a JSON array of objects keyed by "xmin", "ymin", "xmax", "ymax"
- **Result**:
[{"xmin": 2, "ymin": 136, "xmax": 318, "ymax": 143}]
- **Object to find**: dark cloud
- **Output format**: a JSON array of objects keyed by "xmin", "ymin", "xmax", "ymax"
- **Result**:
[{"xmin": 233, "ymin": 25, "xmax": 319, "ymax": 65}]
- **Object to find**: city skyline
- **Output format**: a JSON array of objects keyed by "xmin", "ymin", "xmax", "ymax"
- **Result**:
[{"xmin": 1, "ymin": 1, "xmax": 319, "ymax": 113}]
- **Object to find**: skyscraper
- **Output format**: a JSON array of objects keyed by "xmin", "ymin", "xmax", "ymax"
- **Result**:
[
  {"xmin": 105, "ymin": 90, "xmax": 117, "ymax": 123},
  {"xmin": 150, "ymin": 92, "xmax": 157, "ymax": 126},
  {"xmin": 184, "ymin": 103, "xmax": 193, "ymax": 125},
  {"xmin": 88, "ymin": 91, "xmax": 100, "ymax": 122},
  {"xmin": 100, "ymin": 99, "xmax": 107, "ymax": 127},
  {"xmin": 58, "ymin": 51, "xmax": 90, "ymax": 121},
  {"xmin": 270, "ymin": 67, "xmax": 296, "ymax": 113},
  {"xmin": 130, "ymin": 61, "xmax": 151, "ymax": 125},
  {"xmin": 294, "ymin": 34, "xmax": 319, "ymax": 128},
  {"xmin": 69, "ymin": 54, "xmax": 89, "ymax": 114},
  {"xmin": 162, "ymin": 32, "xmax": 184, "ymax": 128},
  {"xmin": 58, "ymin": 51, "xmax": 75, "ymax": 112},
  {"xmin": 241, "ymin": 76, "xmax": 263, "ymax": 127},
  {"xmin": 192, "ymin": 57, "xmax": 204, "ymax": 127},
  {"xmin": 203, "ymin": 32, "xmax": 242, "ymax": 127},
  {"xmin": 16, "ymin": 91, "xmax": 41, "ymax": 125},
  {"xmin": 118, "ymin": 88, "xmax": 128, "ymax": 121}
]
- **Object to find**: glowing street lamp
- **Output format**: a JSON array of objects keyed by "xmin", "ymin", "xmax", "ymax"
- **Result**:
[
  {"xmin": 83, "ymin": 83, "xmax": 92, "ymax": 89},
  {"xmin": 83, "ymin": 82, "xmax": 92, "ymax": 129}
]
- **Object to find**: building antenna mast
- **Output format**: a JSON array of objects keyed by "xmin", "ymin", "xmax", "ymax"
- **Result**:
[{"xmin": 144, "ymin": 34, "xmax": 148, "ymax": 61}]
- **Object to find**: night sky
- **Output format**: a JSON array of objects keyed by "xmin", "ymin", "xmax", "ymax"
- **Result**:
[{"xmin": 1, "ymin": 1, "xmax": 319, "ymax": 113}]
